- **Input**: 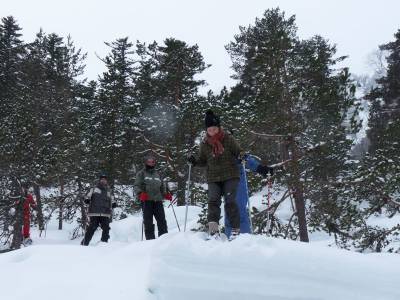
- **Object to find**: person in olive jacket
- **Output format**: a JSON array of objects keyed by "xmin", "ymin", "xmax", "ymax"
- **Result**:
[
  {"xmin": 81, "ymin": 173, "xmax": 116, "ymax": 246},
  {"xmin": 135, "ymin": 154, "xmax": 172, "ymax": 240},
  {"xmin": 188, "ymin": 110, "xmax": 243, "ymax": 239}
]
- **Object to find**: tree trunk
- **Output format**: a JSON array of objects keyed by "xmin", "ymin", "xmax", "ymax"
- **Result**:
[
  {"xmin": 175, "ymin": 126, "xmax": 189, "ymax": 206},
  {"xmin": 77, "ymin": 180, "xmax": 88, "ymax": 231},
  {"xmin": 292, "ymin": 179, "xmax": 309, "ymax": 242},
  {"xmin": 287, "ymin": 137, "xmax": 309, "ymax": 242},
  {"xmin": 177, "ymin": 176, "xmax": 186, "ymax": 206},
  {"xmin": 58, "ymin": 176, "xmax": 64, "ymax": 230},
  {"xmin": 33, "ymin": 182, "xmax": 45, "ymax": 231},
  {"xmin": 11, "ymin": 183, "xmax": 23, "ymax": 249},
  {"xmin": 11, "ymin": 203, "xmax": 23, "ymax": 249}
]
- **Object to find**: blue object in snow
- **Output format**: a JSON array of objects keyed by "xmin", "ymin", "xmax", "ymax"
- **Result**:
[
  {"xmin": 245, "ymin": 155, "xmax": 261, "ymax": 173},
  {"xmin": 225, "ymin": 155, "xmax": 261, "ymax": 237}
]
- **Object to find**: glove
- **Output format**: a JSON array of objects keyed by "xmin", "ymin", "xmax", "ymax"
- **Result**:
[
  {"xmin": 139, "ymin": 192, "xmax": 149, "ymax": 202},
  {"xmin": 112, "ymin": 202, "xmax": 117, "ymax": 209},
  {"xmin": 187, "ymin": 154, "xmax": 196, "ymax": 165},
  {"xmin": 164, "ymin": 193, "xmax": 173, "ymax": 201},
  {"xmin": 256, "ymin": 165, "xmax": 274, "ymax": 177},
  {"xmin": 84, "ymin": 198, "xmax": 90, "ymax": 204},
  {"xmin": 245, "ymin": 155, "xmax": 261, "ymax": 172}
]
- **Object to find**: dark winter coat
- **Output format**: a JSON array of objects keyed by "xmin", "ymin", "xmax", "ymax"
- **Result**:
[
  {"xmin": 195, "ymin": 133, "xmax": 242, "ymax": 183},
  {"xmin": 134, "ymin": 167, "xmax": 166, "ymax": 202},
  {"xmin": 86, "ymin": 183, "xmax": 113, "ymax": 218}
]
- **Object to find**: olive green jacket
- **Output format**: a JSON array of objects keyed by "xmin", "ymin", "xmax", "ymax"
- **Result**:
[
  {"xmin": 195, "ymin": 133, "xmax": 242, "ymax": 183},
  {"xmin": 134, "ymin": 168, "xmax": 166, "ymax": 201}
]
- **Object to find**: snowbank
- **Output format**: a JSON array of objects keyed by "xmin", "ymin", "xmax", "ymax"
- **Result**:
[{"xmin": 1, "ymin": 203, "xmax": 399, "ymax": 300}]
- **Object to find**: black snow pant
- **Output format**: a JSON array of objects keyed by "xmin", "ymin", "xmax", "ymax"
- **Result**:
[
  {"xmin": 142, "ymin": 201, "xmax": 168, "ymax": 240},
  {"xmin": 82, "ymin": 216, "xmax": 110, "ymax": 245},
  {"xmin": 208, "ymin": 178, "xmax": 240, "ymax": 229}
]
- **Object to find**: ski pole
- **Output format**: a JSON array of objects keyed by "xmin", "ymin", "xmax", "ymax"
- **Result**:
[
  {"xmin": 141, "ymin": 202, "xmax": 145, "ymax": 241},
  {"xmin": 169, "ymin": 196, "xmax": 181, "ymax": 232},
  {"xmin": 141, "ymin": 220, "xmax": 144, "ymax": 241},
  {"xmin": 142, "ymin": 208, "xmax": 144, "ymax": 241},
  {"xmin": 184, "ymin": 163, "xmax": 192, "ymax": 232},
  {"xmin": 44, "ymin": 219, "xmax": 48, "ymax": 238},
  {"xmin": 167, "ymin": 196, "xmax": 178, "ymax": 208},
  {"xmin": 265, "ymin": 172, "xmax": 272, "ymax": 234},
  {"xmin": 242, "ymin": 160, "xmax": 253, "ymax": 233}
]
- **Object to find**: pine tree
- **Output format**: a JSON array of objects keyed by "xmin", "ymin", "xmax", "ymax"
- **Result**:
[
  {"xmin": 225, "ymin": 8, "xmax": 360, "ymax": 242},
  {"xmin": 135, "ymin": 38, "xmax": 209, "ymax": 205},
  {"xmin": 0, "ymin": 16, "xmax": 26, "ymax": 176},
  {"xmin": 94, "ymin": 37, "xmax": 140, "ymax": 185},
  {"xmin": 353, "ymin": 29, "xmax": 400, "ymax": 252},
  {"xmin": 0, "ymin": 16, "xmax": 28, "ymax": 249}
]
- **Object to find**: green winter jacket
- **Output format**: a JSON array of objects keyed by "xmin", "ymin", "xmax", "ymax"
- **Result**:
[
  {"xmin": 134, "ymin": 167, "xmax": 166, "ymax": 201},
  {"xmin": 195, "ymin": 133, "xmax": 242, "ymax": 183}
]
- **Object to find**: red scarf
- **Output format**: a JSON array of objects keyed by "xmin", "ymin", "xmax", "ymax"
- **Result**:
[{"xmin": 206, "ymin": 128, "xmax": 225, "ymax": 157}]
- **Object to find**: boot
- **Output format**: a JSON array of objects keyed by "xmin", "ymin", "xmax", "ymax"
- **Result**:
[
  {"xmin": 145, "ymin": 224, "xmax": 156, "ymax": 240},
  {"xmin": 229, "ymin": 228, "xmax": 240, "ymax": 241},
  {"xmin": 206, "ymin": 221, "xmax": 220, "ymax": 240}
]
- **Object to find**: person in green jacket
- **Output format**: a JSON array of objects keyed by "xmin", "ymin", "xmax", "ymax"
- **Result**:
[
  {"xmin": 188, "ymin": 110, "xmax": 242, "ymax": 239},
  {"xmin": 134, "ymin": 154, "xmax": 172, "ymax": 240}
]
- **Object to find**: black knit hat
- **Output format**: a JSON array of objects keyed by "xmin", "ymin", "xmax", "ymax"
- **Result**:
[
  {"xmin": 204, "ymin": 110, "xmax": 220, "ymax": 128},
  {"xmin": 99, "ymin": 172, "xmax": 108, "ymax": 179}
]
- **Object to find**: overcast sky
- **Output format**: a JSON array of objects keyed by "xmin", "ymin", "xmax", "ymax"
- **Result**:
[{"xmin": 2, "ymin": 0, "xmax": 400, "ymax": 93}]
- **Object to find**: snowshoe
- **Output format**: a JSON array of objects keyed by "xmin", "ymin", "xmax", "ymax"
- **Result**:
[
  {"xmin": 203, "ymin": 221, "xmax": 228, "ymax": 241},
  {"xmin": 22, "ymin": 238, "xmax": 33, "ymax": 246},
  {"xmin": 204, "ymin": 231, "xmax": 228, "ymax": 242},
  {"xmin": 228, "ymin": 228, "xmax": 240, "ymax": 241}
]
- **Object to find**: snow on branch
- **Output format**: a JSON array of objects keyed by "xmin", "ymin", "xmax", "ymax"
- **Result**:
[
  {"xmin": 140, "ymin": 134, "xmax": 165, "ymax": 150},
  {"xmin": 247, "ymin": 129, "xmax": 286, "ymax": 140}
]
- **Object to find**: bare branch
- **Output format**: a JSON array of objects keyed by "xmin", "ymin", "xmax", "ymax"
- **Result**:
[
  {"xmin": 140, "ymin": 134, "xmax": 165, "ymax": 150},
  {"xmin": 247, "ymin": 129, "xmax": 286, "ymax": 140},
  {"xmin": 284, "ymin": 211, "xmax": 297, "ymax": 239}
]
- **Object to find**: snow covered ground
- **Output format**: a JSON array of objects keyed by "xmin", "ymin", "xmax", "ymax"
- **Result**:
[{"xmin": 1, "ymin": 199, "xmax": 400, "ymax": 300}]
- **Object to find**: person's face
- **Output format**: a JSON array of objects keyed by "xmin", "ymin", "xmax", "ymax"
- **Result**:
[
  {"xmin": 100, "ymin": 177, "xmax": 108, "ymax": 185},
  {"xmin": 146, "ymin": 158, "xmax": 156, "ymax": 167},
  {"xmin": 207, "ymin": 126, "xmax": 220, "ymax": 137}
]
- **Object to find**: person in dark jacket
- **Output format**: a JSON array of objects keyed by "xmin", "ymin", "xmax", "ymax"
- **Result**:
[
  {"xmin": 81, "ymin": 173, "xmax": 116, "ymax": 246},
  {"xmin": 188, "ymin": 110, "xmax": 243, "ymax": 239},
  {"xmin": 187, "ymin": 111, "xmax": 275, "ymax": 239},
  {"xmin": 134, "ymin": 154, "xmax": 172, "ymax": 240}
]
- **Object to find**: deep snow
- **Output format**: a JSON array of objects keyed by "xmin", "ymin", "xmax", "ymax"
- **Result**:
[{"xmin": 1, "ymin": 201, "xmax": 400, "ymax": 300}]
